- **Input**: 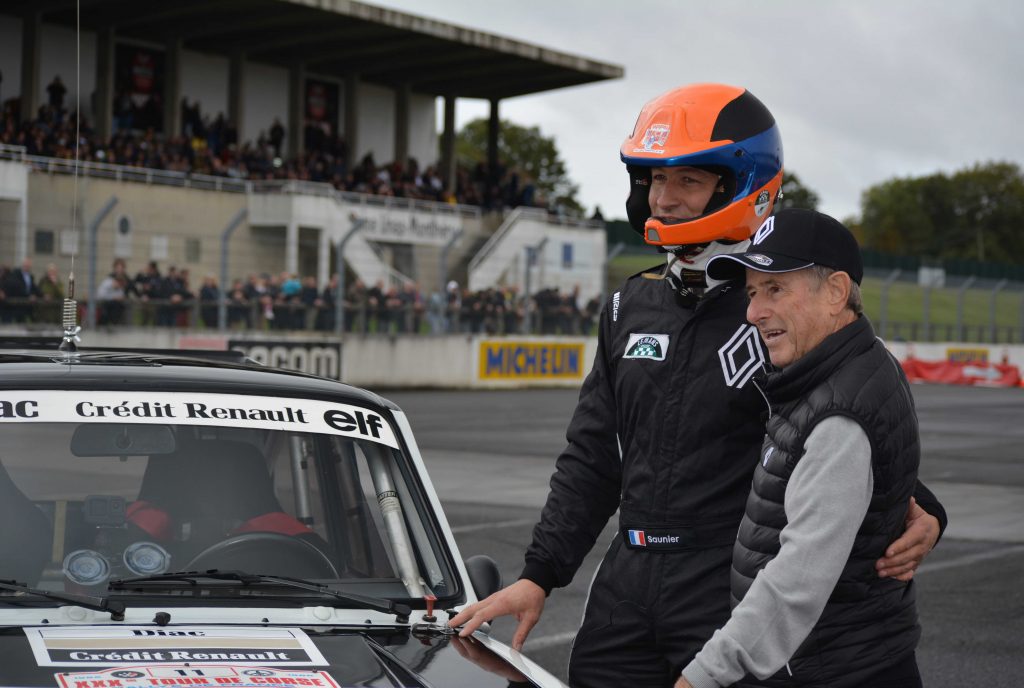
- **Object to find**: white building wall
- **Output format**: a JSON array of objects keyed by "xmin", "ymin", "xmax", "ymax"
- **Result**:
[
  {"xmin": 469, "ymin": 211, "xmax": 606, "ymax": 303},
  {"xmin": 241, "ymin": 61, "xmax": 289, "ymax": 147},
  {"xmin": 39, "ymin": 24, "xmax": 96, "ymax": 117},
  {"xmin": 530, "ymin": 226, "xmax": 606, "ymax": 302},
  {"xmin": 0, "ymin": 17, "xmax": 99, "ymax": 120},
  {"xmin": 352, "ymin": 86, "xmax": 437, "ymax": 167},
  {"xmin": 357, "ymin": 82, "xmax": 395, "ymax": 164},
  {"xmin": 409, "ymin": 93, "xmax": 438, "ymax": 168},
  {"xmin": 181, "ymin": 50, "xmax": 229, "ymax": 121}
]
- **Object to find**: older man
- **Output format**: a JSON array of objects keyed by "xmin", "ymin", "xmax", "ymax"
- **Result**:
[{"xmin": 677, "ymin": 208, "xmax": 925, "ymax": 688}]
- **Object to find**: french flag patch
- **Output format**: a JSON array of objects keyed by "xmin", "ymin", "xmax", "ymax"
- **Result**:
[{"xmin": 628, "ymin": 529, "xmax": 646, "ymax": 547}]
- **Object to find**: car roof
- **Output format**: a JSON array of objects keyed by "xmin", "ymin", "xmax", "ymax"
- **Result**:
[{"xmin": 0, "ymin": 347, "xmax": 399, "ymax": 411}]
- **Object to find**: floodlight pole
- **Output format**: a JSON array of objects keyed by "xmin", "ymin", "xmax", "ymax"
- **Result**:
[
  {"xmin": 878, "ymin": 269, "xmax": 901, "ymax": 340},
  {"xmin": 438, "ymin": 229, "xmax": 463, "ymax": 295},
  {"xmin": 955, "ymin": 276, "xmax": 975, "ymax": 342},
  {"xmin": 85, "ymin": 196, "xmax": 119, "ymax": 329},
  {"xmin": 218, "ymin": 208, "xmax": 248, "ymax": 330},
  {"xmin": 334, "ymin": 216, "xmax": 367, "ymax": 335},
  {"xmin": 989, "ymin": 279, "xmax": 1008, "ymax": 343},
  {"xmin": 522, "ymin": 237, "xmax": 547, "ymax": 334}
]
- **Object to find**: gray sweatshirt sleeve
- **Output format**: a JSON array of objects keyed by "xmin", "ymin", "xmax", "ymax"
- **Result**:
[{"xmin": 681, "ymin": 416, "xmax": 874, "ymax": 688}]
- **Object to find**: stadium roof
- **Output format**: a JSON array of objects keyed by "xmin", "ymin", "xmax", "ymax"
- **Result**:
[{"xmin": 24, "ymin": 0, "xmax": 624, "ymax": 100}]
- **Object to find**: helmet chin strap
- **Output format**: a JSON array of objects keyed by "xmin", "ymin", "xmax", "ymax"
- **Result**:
[
  {"xmin": 645, "ymin": 240, "xmax": 751, "ymax": 304},
  {"xmin": 666, "ymin": 240, "xmax": 751, "ymax": 280}
]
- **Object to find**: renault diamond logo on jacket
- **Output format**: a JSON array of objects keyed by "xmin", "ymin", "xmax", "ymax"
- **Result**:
[
  {"xmin": 623, "ymin": 333, "xmax": 669, "ymax": 361},
  {"xmin": 718, "ymin": 325, "xmax": 765, "ymax": 388},
  {"xmin": 628, "ymin": 529, "xmax": 647, "ymax": 547}
]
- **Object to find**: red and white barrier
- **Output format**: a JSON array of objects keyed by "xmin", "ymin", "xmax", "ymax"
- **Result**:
[{"xmin": 901, "ymin": 357, "xmax": 1022, "ymax": 388}]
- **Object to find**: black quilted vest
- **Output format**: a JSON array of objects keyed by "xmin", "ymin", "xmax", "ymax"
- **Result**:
[{"xmin": 731, "ymin": 316, "xmax": 921, "ymax": 687}]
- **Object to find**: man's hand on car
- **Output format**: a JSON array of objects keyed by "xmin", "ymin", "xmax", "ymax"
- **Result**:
[
  {"xmin": 876, "ymin": 497, "xmax": 940, "ymax": 580},
  {"xmin": 448, "ymin": 578, "xmax": 546, "ymax": 650}
]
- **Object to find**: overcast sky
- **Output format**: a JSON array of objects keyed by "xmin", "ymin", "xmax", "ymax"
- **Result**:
[{"xmin": 373, "ymin": 0, "xmax": 1021, "ymax": 223}]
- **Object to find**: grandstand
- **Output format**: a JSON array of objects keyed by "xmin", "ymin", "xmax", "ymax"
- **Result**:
[{"xmin": 0, "ymin": 0, "xmax": 622, "ymax": 316}]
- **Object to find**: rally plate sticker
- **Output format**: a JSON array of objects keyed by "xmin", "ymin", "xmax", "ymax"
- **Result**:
[
  {"xmin": 27, "ymin": 627, "xmax": 328, "ymax": 667},
  {"xmin": 54, "ymin": 665, "xmax": 340, "ymax": 688}
]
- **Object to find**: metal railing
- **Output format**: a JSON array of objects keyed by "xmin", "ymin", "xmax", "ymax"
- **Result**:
[
  {"xmin": 0, "ymin": 296, "xmax": 600, "ymax": 337},
  {"xmin": 0, "ymin": 143, "xmax": 484, "ymax": 219},
  {"xmin": 258, "ymin": 178, "xmax": 481, "ymax": 219},
  {"xmin": 0, "ymin": 143, "xmax": 249, "ymax": 193}
]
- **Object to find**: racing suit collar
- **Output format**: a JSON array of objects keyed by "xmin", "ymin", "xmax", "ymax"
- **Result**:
[{"xmin": 666, "ymin": 240, "xmax": 752, "ymax": 289}]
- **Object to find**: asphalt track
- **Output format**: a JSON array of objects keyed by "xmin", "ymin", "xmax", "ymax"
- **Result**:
[{"xmin": 386, "ymin": 384, "xmax": 1024, "ymax": 687}]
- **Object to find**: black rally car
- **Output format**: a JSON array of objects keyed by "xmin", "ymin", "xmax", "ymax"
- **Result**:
[{"xmin": 0, "ymin": 346, "xmax": 564, "ymax": 688}]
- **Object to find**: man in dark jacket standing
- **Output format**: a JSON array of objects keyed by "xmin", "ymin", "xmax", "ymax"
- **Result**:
[
  {"xmin": 451, "ymin": 84, "xmax": 944, "ymax": 687},
  {"xmin": 678, "ymin": 209, "xmax": 924, "ymax": 688},
  {"xmin": 2, "ymin": 257, "xmax": 39, "ymax": 322}
]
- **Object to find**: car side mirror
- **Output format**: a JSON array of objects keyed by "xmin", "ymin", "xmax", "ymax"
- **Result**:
[{"xmin": 464, "ymin": 554, "xmax": 502, "ymax": 599}]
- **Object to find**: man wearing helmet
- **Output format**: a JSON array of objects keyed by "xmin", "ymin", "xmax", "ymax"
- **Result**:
[{"xmin": 450, "ymin": 84, "xmax": 945, "ymax": 687}]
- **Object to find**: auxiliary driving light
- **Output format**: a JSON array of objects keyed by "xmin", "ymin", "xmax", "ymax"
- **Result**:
[
  {"xmin": 63, "ymin": 549, "xmax": 110, "ymax": 586},
  {"xmin": 123, "ymin": 542, "xmax": 171, "ymax": 576}
]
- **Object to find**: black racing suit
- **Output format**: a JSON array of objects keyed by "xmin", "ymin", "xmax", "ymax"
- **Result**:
[{"xmin": 519, "ymin": 269, "xmax": 946, "ymax": 688}]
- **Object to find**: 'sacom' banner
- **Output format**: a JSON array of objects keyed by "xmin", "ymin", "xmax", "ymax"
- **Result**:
[{"xmin": 478, "ymin": 341, "xmax": 585, "ymax": 381}]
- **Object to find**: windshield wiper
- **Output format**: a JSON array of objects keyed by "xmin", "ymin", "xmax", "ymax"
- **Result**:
[
  {"xmin": 109, "ymin": 570, "xmax": 411, "ymax": 623},
  {"xmin": 0, "ymin": 579, "xmax": 125, "ymax": 620}
]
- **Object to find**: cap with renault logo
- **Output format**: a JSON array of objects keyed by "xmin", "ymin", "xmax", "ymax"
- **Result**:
[{"xmin": 706, "ymin": 208, "xmax": 864, "ymax": 285}]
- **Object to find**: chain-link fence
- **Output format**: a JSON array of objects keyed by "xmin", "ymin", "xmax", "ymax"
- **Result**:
[
  {"xmin": 0, "ymin": 289, "xmax": 602, "ymax": 337},
  {"xmin": 866, "ymin": 268, "xmax": 1024, "ymax": 343}
]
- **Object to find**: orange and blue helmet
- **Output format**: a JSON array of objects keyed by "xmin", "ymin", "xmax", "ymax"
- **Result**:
[{"xmin": 620, "ymin": 83, "xmax": 783, "ymax": 246}]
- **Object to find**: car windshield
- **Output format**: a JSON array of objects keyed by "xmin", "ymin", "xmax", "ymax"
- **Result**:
[{"xmin": 0, "ymin": 390, "xmax": 455, "ymax": 605}]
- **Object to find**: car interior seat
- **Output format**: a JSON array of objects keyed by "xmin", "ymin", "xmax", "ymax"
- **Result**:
[
  {"xmin": 0, "ymin": 459, "xmax": 53, "ymax": 586},
  {"xmin": 131, "ymin": 436, "xmax": 334, "ymax": 573},
  {"xmin": 135, "ymin": 438, "xmax": 289, "ymax": 551}
]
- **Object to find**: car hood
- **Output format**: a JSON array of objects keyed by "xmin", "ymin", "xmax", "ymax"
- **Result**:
[{"xmin": 0, "ymin": 625, "xmax": 556, "ymax": 688}]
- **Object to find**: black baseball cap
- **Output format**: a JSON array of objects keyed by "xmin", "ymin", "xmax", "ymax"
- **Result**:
[{"xmin": 706, "ymin": 208, "xmax": 864, "ymax": 285}]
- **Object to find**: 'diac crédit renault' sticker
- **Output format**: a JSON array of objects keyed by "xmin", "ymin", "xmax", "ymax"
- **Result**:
[
  {"xmin": 0, "ymin": 391, "xmax": 398, "ymax": 449},
  {"xmin": 26, "ymin": 627, "xmax": 328, "ymax": 667}
]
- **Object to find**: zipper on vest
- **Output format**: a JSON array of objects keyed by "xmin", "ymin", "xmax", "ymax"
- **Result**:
[
  {"xmin": 785, "ymin": 662, "xmax": 793, "ymax": 677},
  {"xmin": 752, "ymin": 378, "xmax": 772, "ymax": 419}
]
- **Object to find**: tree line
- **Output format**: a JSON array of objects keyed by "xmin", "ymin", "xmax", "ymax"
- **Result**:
[{"xmin": 852, "ymin": 161, "xmax": 1024, "ymax": 265}]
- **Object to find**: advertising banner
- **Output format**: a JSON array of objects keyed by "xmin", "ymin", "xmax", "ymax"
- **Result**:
[
  {"xmin": 478, "ymin": 340, "xmax": 584, "ymax": 381},
  {"xmin": 114, "ymin": 44, "xmax": 166, "ymax": 132},
  {"xmin": 901, "ymin": 357, "xmax": 1022, "ymax": 387},
  {"xmin": 305, "ymin": 80, "xmax": 339, "ymax": 135},
  {"xmin": 348, "ymin": 205, "xmax": 462, "ymax": 246}
]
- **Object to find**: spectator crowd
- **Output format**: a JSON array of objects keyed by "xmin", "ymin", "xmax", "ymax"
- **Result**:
[
  {"xmin": 1, "ymin": 76, "xmax": 547, "ymax": 213},
  {"xmin": 0, "ymin": 258, "xmax": 602, "ymax": 337},
  {"xmin": 0, "ymin": 78, "xmax": 602, "ymax": 335}
]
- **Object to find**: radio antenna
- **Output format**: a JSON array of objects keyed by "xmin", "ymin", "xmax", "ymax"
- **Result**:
[{"xmin": 59, "ymin": 0, "xmax": 82, "ymax": 353}]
